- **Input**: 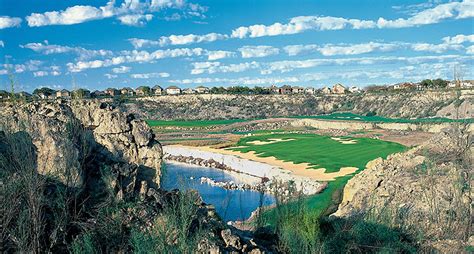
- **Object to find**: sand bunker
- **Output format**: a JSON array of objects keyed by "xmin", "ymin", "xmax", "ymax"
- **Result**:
[
  {"xmin": 331, "ymin": 137, "xmax": 357, "ymax": 144},
  {"xmin": 247, "ymin": 138, "xmax": 295, "ymax": 146},
  {"xmin": 183, "ymin": 145, "xmax": 358, "ymax": 181}
]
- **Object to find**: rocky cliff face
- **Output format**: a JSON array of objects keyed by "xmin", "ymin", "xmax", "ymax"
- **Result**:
[
  {"xmin": 0, "ymin": 100, "xmax": 276, "ymax": 253},
  {"xmin": 333, "ymin": 127, "xmax": 473, "ymax": 251},
  {"xmin": 127, "ymin": 90, "xmax": 473, "ymax": 120},
  {"xmin": 0, "ymin": 100, "xmax": 162, "ymax": 187}
]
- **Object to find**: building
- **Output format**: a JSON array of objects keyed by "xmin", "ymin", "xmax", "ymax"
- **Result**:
[
  {"xmin": 321, "ymin": 87, "xmax": 331, "ymax": 94},
  {"xmin": 135, "ymin": 86, "xmax": 151, "ymax": 96},
  {"xmin": 0, "ymin": 90, "xmax": 9, "ymax": 100},
  {"xmin": 332, "ymin": 84, "xmax": 346, "ymax": 94},
  {"xmin": 461, "ymin": 80, "xmax": 474, "ymax": 88},
  {"xmin": 195, "ymin": 86, "xmax": 210, "ymax": 94},
  {"xmin": 393, "ymin": 82, "xmax": 415, "ymax": 90},
  {"xmin": 166, "ymin": 86, "xmax": 181, "ymax": 95},
  {"xmin": 152, "ymin": 85, "xmax": 163, "ymax": 95},
  {"xmin": 349, "ymin": 86, "xmax": 362, "ymax": 93},
  {"xmin": 91, "ymin": 90, "xmax": 106, "ymax": 98},
  {"xmin": 279, "ymin": 85, "xmax": 292, "ymax": 94},
  {"xmin": 56, "ymin": 89, "xmax": 71, "ymax": 98},
  {"xmin": 35, "ymin": 90, "xmax": 54, "ymax": 99},
  {"xmin": 183, "ymin": 88, "xmax": 196, "ymax": 94},
  {"xmin": 121, "ymin": 87, "xmax": 135, "ymax": 96},
  {"xmin": 269, "ymin": 85, "xmax": 280, "ymax": 94},
  {"xmin": 105, "ymin": 88, "xmax": 120, "ymax": 97},
  {"xmin": 292, "ymin": 86, "xmax": 305, "ymax": 94},
  {"xmin": 449, "ymin": 80, "xmax": 474, "ymax": 88},
  {"xmin": 304, "ymin": 87, "xmax": 315, "ymax": 94}
]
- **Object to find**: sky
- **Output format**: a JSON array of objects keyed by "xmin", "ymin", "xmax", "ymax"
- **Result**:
[{"xmin": 0, "ymin": 0, "xmax": 473, "ymax": 92}]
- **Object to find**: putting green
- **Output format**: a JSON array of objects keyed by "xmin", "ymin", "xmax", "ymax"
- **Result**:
[{"xmin": 230, "ymin": 133, "xmax": 405, "ymax": 173}]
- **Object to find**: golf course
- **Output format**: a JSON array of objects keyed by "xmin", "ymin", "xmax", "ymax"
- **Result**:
[
  {"xmin": 226, "ymin": 133, "xmax": 406, "ymax": 216},
  {"xmin": 228, "ymin": 133, "xmax": 405, "ymax": 173}
]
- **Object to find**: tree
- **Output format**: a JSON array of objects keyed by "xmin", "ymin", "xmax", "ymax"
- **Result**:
[
  {"xmin": 432, "ymin": 78, "xmax": 448, "ymax": 88},
  {"xmin": 33, "ymin": 87, "xmax": 55, "ymax": 97},
  {"xmin": 419, "ymin": 79, "xmax": 434, "ymax": 88},
  {"xmin": 72, "ymin": 89, "xmax": 90, "ymax": 99}
]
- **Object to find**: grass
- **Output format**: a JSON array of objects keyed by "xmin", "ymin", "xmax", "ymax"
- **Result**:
[
  {"xmin": 230, "ymin": 133, "xmax": 405, "ymax": 173},
  {"xmin": 146, "ymin": 112, "xmax": 473, "ymax": 129},
  {"xmin": 231, "ymin": 133, "xmax": 405, "ymax": 221},
  {"xmin": 294, "ymin": 112, "xmax": 474, "ymax": 123},
  {"xmin": 146, "ymin": 118, "xmax": 248, "ymax": 127}
]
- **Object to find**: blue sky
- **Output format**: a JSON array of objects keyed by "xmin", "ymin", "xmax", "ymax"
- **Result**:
[{"xmin": 0, "ymin": 0, "xmax": 473, "ymax": 92}]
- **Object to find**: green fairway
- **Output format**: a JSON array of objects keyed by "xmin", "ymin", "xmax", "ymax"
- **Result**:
[
  {"xmin": 230, "ymin": 133, "xmax": 405, "ymax": 173},
  {"xmin": 146, "ymin": 118, "xmax": 248, "ymax": 127},
  {"xmin": 294, "ymin": 112, "xmax": 474, "ymax": 124},
  {"xmin": 230, "ymin": 133, "xmax": 406, "ymax": 220}
]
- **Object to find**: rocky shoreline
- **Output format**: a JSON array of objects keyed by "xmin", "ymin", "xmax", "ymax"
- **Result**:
[{"xmin": 163, "ymin": 148, "xmax": 326, "ymax": 196}]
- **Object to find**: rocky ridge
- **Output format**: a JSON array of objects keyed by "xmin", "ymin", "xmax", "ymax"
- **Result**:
[
  {"xmin": 333, "ymin": 126, "xmax": 473, "ymax": 252},
  {"xmin": 129, "ymin": 90, "xmax": 473, "ymax": 120}
]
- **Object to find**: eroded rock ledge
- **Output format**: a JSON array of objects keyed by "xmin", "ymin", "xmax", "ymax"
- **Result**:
[{"xmin": 0, "ymin": 100, "xmax": 162, "ymax": 187}]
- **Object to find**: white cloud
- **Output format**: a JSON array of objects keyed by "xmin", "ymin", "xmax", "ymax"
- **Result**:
[
  {"xmin": 238, "ymin": 46, "xmax": 280, "ymax": 58},
  {"xmin": 442, "ymin": 34, "xmax": 474, "ymax": 44},
  {"xmin": 67, "ymin": 47, "xmax": 230, "ymax": 72},
  {"xmin": 188, "ymin": 54, "xmax": 473, "ymax": 76},
  {"xmin": 377, "ymin": 0, "xmax": 474, "ymax": 28},
  {"xmin": 283, "ymin": 44, "xmax": 319, "ymax": 56},
  {"xmin": 284, "ymin": 36, "xmax": 472, "ymax": 56},
  {"xmin": 129, "ymin": 32, "xmax": 228, "ymax": 48},
  {"xmin": 112, "ymin": 66, "xmax": 131, "ymax": 73},
  {"xmin": 130, "ymin": 72, "xmax": 170, "ymax": 78},
  {"xmin": 410, "ymin": 43, "xmax": 463, "ymax": 53},
  {"xmin": 0, "ymin": 41, "xmax": 4, "ymax": 47},
  {"xmin": 0, "ymin": 16, "xmax": 22, "ymax": 29},
  {"xmin": 467, "ymin": 45, "xmax": 474, "ymax": 54},
  {"xmin": 207, "ymin": 50, "xmax": 235, "ymax": 60},
  {"xmin": 230, "ymin": 2, "xmax": 474, "ymax": 40},
  {"xmin": 263, "ymin": 55, "xmax": 470, "ymax": 74},
  {"xmin": 105, "ymin": 73, "xmax": 118, "ymax": 79},
  {"xmin": 317, "ymin": 42, "xmax": 399, "ymax": 56},
  {"xmin": 191, "ymin": 61, "xmax": 260, "ymax": 75},
  {"xmin": 33, "ymin": 71, "xmax": 49, "ymax": 77},
  {"xmin": 26, "ymin": 2, "xmax": 115, "ymax": 27},
  {"xmin": 230, "ymin": 15, "xmax": 377, "ymax": 39},
  {"xmin": 124, "ymin": 1, "xmax": 472, "ymax": 48},
  {"xmin": 21, "ymin": 41, "xmax": 112, "ymax": 60},
  {"xmin": 118, "ymin": 14, "xmax": 153, "ymax": 26},
  {"xmin": 25, "ymin": 0, "xmax": 200, "ymax": 27}
]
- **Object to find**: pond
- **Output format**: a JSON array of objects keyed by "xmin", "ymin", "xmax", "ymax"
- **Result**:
[{"xmin": 161, "ymin": 162, "xmax": 275, "ymax": 222}]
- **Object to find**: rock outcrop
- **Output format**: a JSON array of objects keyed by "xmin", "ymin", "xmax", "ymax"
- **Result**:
[
  {"xmin": 333, "ymin": 127, "xmax": 473, "ymax": 251},
  {"xmin": 0, "ymin": 100, "xmax": 162, "ymax": 187},
  {"xmin": 71, "ymin": 100, "xmax": 162, "ymax": 185},
  {"xmin": 0, "ymin": 100, "xmax": 277, "ymax": 253}
]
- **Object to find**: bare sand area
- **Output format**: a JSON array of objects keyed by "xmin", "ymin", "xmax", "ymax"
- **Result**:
[
  {"xmin": 173, "ymin": 145, "xmax": 358, "ymax": 181},
  {"xmin": 247, "ymin": 138, "xmax": 295, "ymax": 146},
  {"xmin": 330, "ymin": 137, "xmax": 358, "ymax": 144}
]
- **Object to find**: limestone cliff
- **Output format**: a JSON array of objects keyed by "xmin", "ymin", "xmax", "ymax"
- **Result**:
[
  {"xmin": 0, "ymin": 100, "xmax": 162, "ymax": 187},
  {"xmin": 126, "ymin": 90, "xmax": 473, "ymax": 120}
]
